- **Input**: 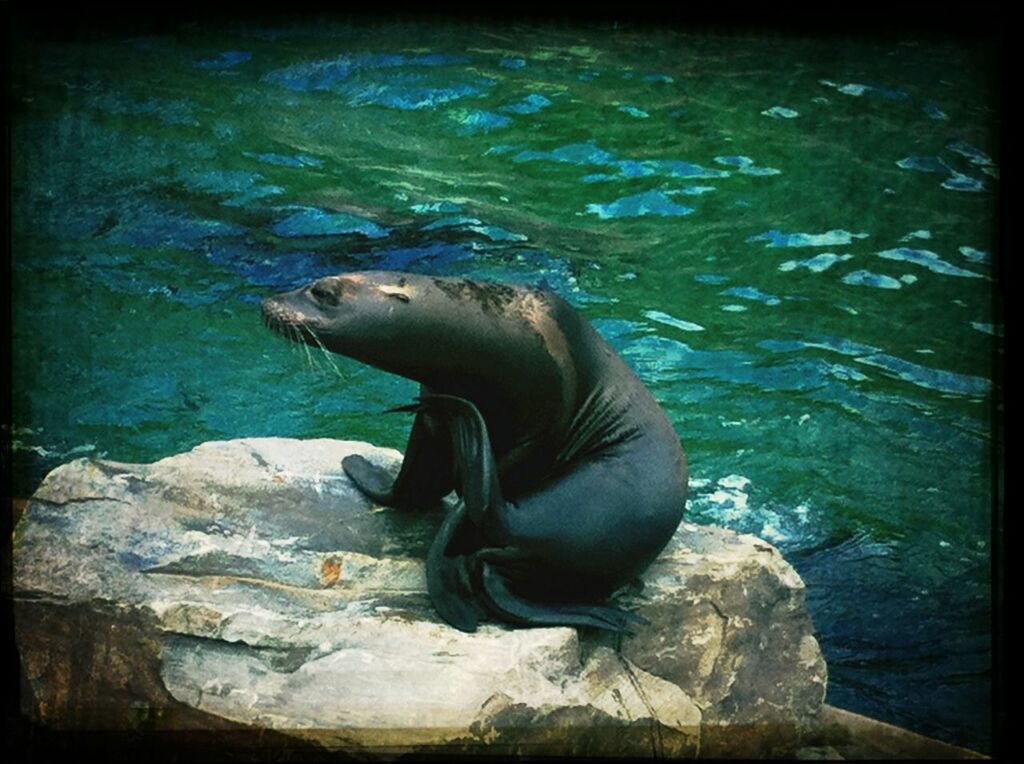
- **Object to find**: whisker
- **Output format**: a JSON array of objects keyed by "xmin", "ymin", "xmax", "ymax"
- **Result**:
[
  {"xmin": 297, "ymin": 324, "xmax": 319, "ymax": 372},
  {"xmin": 262, "ymin": 310, "xmax": 344, "ymax": 381},
  {"xmin": 282, "ymin": 322, "xmax": 311, "ymax": 370},
  {"xmin": 303, "ymin": 325, "xmax": 345, "ymax": 380}
]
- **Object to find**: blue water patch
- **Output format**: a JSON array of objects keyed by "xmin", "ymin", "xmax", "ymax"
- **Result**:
[
  {"xmin": 811, "ymin": 336, "xmax": 882, "ymax": 357},
  {"xmin": 206, "ymin": 242, "xmax": 329, "ymax": 290},
  {"xmin": 748, "ymin": 229, "xmax": 869, "ymax": 248},
  {"xmin": 407, "ymin": 199, "xmax": 464, "ymax": 214},
  {"xmin": 484, "ymin": 144, "xmax": 521, "ymax": 156},
  {"xmin": 896, "ymin": 156, "xmax": 948, "ymax": 173},
  {"xmin": 876, "ymin": 248, "xmax": 983, "ymax": 278},
  {"xmin": 642, "ymin": 159, "xmax": 730, "ymax": 179},
  {"xmin": 500, "ymin": 57, "xmax": 527, "ymax": 69},
  {"xmin": 421, "ymin": 216, "xmax": 527, "ymax": 242},
  {"xmin": 271, "ymin": 207, "xmax": 390, "ymax": 239},
  {"xmin": 819, "ymin": 79, "xmax": 908, "ymax": 100},
  {"xmin": 74, "ymin": 253, "xmax": 238, "ymax": 308},
  {"xmin": 512, "ymin": 141, "xmax": 729, "ymax": 182},
  {"xmin": 677, "ymin": 186, "xmax": 716, "ymax": 196},
  {"xmin": 941, "ymin": 171, "xmax": 985, "ymax": 193},
  {"xmin": 695, "ymin": 273, "xmax": 730, "ymax": 284},
  {"xmin": 827, "ymin": 363, "xmax": 870, "ymax": 382},
  {"xmin": 500, "ymin": 93, "xmax": 552, "ymax": 114},
  {"xmin": 246, "ymin": 152, "xmax": 323, "ymax": 168},
  {"xmin": 958, "ymin": 246, "xmax": 989, "ymax": 264},
  {"xmin": 263, "ymin": 53, "xmax": 469, "ymax": 92},
  {"xmin": 778, "ymin": 253, "xmax": 853, "ymax": 272},
  {"xmin": 112, "ymin": 205, "xmax": 245, "ymax": 250},
  {"xmin": 618, "ymin": 105, "xmax": 650, "ymax": 118},
  {"xmin": 713, "ymin": 155, "xmax": 780, "ymax": 176},
  {"xmin": 263, "ymin": 53, "xmax": 488, "ymax": 111},
  {"xmin": 643, "ymin": 310, "xmax": 705, "ymax": 332},
  {"xmin": 759, "ymin": 336, "xmax": 895, "ymax": 378},
  {"xmin": 356, "ymin": 241, "xmax": 477, "ymax": 272},
  {"xmin": 854, "ymin": 354, "xmax": 990, "ymax": 397},
  {"xmin": 900, "ymin": 230, "xmax": 932, "ymax": 242},
  {"xmin": 897, "ymin": 155, "xmax": 985, "ymax": 192},
  {"xmin": 614, "ymin": 160, "xmax": 654, "ymax": 178},
  {"xmin": 842, "ymin": 269, "xmax": 903, "ymax": 289},
  {"xmin": 947, "ymin": 140, "xmax": 994, "ymax": 167},
  {"xmin": 757, "ymin": 336, "xmax": 993, "ymax": 397},
  {"xmin": 923, "ymin": 103, "xmax": 948, "ymax": 120},
  {"xmin": 410, "ymin": 201, "xmax": 463, "ymax": 214},
  {"xmin": 761, "ymin": 106, "xmax": 798, "ymax": 118},
  {"xmin": 971, "ymin": 322, "xmax": 999, "ymax": 336},
  {"xmin": 514, "ymin": 141, "xmax": 616, "ymax": 165},
  {"xmin": 421, "ymin": 216, "xmax": 482, "ymax": 231},
  {"xmin": 611, "ymin": 323, "xmax": 870, "ymax": 395},
  {"xmin": 720, "ymin": 286, "xmax": 781, "ymax": 305},
  {"xmin": 819, "ymin": 79, "xmax": 868, "ymax": 96},
  {"xmin": 721, "ymin": 304, "xmax": 748, "ymax": 312},
  {"xmin": 194, "ymin": 51, "xmax": 252, "ymax": 70},
  {"xmin": 342, "ymin": 79, "xmax": 484, "ymax": 110},
  {"xmin": 180, "ymin": 170, "xmax": 283, "ymax": 207},
  {"xmin": 643, "ymin": 73, "xmax": 674, "ymax": 83},
  {"xmin": 758, "ymin": 339, "xmax": 810, "ymax": 353},
  {"xmin": 469, "ymin": 225, "xmax": 527, "ymax": 242},
  {"xmin": 585, "ymin": 190, "xmax": 695, "ymax": 219},
  {"xmin": 448, "ymin": 109, "xmax": 511, "ymax": 134}
]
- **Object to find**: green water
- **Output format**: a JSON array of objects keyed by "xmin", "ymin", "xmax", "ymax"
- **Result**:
[{"xmin": 10, "ymin": 19, "xmax": 999, "ymax": 752}]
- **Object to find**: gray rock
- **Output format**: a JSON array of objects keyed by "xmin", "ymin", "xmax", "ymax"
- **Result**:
[{"xmin": 14, "ymin": 438, "xmax": 826, "ymax": 757}]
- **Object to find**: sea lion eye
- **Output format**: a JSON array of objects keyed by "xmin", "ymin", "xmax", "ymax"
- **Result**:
[{"xmin": 310, "ymin": 283, "xmax": 339, "ymax": 307}]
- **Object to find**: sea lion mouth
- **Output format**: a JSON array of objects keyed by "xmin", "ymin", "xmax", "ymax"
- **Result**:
[
  {"xmin": 261, "ymin": 297, "xmax": 322, "ymax": 348},
  {"xmin": 261, "ymin": 295, "xmax": 346, "ymax": 378}
]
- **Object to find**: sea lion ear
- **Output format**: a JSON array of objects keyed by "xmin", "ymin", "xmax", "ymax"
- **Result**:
[{"xmin": 379, "ymin": 285, "xmax": 411, "ymax": 303}]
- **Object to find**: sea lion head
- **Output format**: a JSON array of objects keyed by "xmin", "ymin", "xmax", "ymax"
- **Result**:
[
  {"xmin": 261, "ymin": 271, "xmax": 418, "ymax": 357},
  {"xmin": 262, "ymin": 270, "xmax": 567, "ymax": 387}
]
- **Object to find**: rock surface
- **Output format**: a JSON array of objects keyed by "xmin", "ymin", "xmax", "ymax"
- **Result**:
[{"xmin": 14, "ymin": 438, "xmax": 827, "ymax": 757}]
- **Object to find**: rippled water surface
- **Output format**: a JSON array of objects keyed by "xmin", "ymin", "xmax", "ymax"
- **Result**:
[{"xmin": 11, "ymin": 19, "xmax": 1000, "ymax": 752}]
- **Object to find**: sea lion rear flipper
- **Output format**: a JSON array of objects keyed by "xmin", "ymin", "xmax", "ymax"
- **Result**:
[
  {"xmin": 426, "ymin": 500, "xmax": 487, "ymax": 631},
  {"xmin": 478, "ymin": 561, "xmax": 649, "ymax": 634},
  {"xmin": 410, "ymin": 394, "xmax": 505, "ymax": 528}
]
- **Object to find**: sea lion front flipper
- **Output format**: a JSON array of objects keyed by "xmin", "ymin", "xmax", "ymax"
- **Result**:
[
  {"xmin": 477, "ymin": 557, "xmax": 648, "ymax": 634},
  {"xmin": 341, "ymin": 455, "xmax": 395, "ymax": 503},
  {"xmin": 342, "ymin": 405, "xmax": 455, "ymax": 509}
]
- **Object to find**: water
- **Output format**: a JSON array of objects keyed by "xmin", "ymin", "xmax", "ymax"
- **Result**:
[{"xmin": 10, "ymin": 19, "xmax": 999, "ymax": 753}]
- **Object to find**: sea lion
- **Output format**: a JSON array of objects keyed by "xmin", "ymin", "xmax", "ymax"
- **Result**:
[{"xmin": 261, "ymin": 270, "xmax": 688, "ymax": 633}]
